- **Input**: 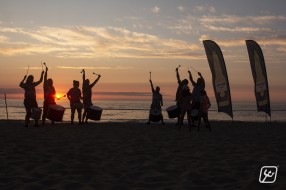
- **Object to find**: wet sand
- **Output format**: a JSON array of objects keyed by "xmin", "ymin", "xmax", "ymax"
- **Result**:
[{"xmin": 0, "ymin": 120, "xmax": 285, "ymax": 189}]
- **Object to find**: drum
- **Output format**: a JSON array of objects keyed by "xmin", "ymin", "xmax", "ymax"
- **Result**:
[
  {"xmin": 87, "ymin": 106, "xmax": 103, "ymax": 121},
  {"xmin": 47, "ymin": 104, "xmax": 66, "ymax": 122},
  {"xmin": 166, "ymin": 105, "xmax": 181, "ymax": 118},
  {"xmin": 191, "ymin": 109, "xmax": 199, "ymax": 121},
  {"xmin": 149, "ymin": 109, "xmax": 162, "ymax": 122},
  {"xmin": 73, "ymin": 103, "xmax": 83, "ymax": 109},
  {"xmin": 31, "ymin": 107, "xmax": 42, "ymax": 120}
]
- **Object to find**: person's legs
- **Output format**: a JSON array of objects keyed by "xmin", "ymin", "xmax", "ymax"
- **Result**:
[
  {"xmin": 176, "ymin": 103, "xmax": 181, "ymax": 125},
  {"xmin": 42, "ymin": 102, "xmax": 48, "ymax": 126},
  {"xmin": 82, "ymin": 109, "xmax": 87, "ymax": 123},
  {"xmin": 191, "ymin": 102, "xmax": 200, "ymax": 127},
  {"xmin": 71, "ymin": 106, "xmax": 75, "ymax": 124},
  {"xmin": 77, "ymin": 108, "xmax": 82, "ymax": 124},
  {"xmin": 187, "ymin": 109, "xmax": 192, "ymax": 132},
  {"xmin": 161, "ymin": 114, "xmax": 164, "ymax": 125},
  {"xmin": 203, "ymin": 112, "xmax": 211, "ymax": 131},
  {"xmin": 178, "ymin": 109, "xmax": 186, "ymax": 131},
  {"xmin": 85, "ymin": 109, "xmax": 89, "ymax": 123},
  {"xmin": 25, "ymin": 108, "xmax": 31, "ymax": 127}
]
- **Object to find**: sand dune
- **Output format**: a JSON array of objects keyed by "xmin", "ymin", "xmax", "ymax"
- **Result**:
[{"xmin": 0, "ymin": 120, "xmax": 285, "ymax": 189}]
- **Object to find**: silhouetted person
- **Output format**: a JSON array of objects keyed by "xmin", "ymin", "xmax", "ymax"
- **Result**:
[
  {"xmin": 42, "ymin": 66, "xmax": 56, "ymax": 126},
  {"xmin": 188, "ymin": 71, "xmax": 205, "ymax": 108},
  {"xmin": 178, "ymin": 85, "xmax": 192, "ymax": 131},
  {"xmin": 198, "ymin": 90, "xmax": 211, "ymax": 131},
  {"xmin": 82, "ymin": 69, "xmax": 101, "ymax": 123},
  {"xmin": 19, "ymin": 71, "xmax": 44, "ymax": 127},
  {"xmin": 188, "ymin": 71, "xmax": 205, "ymax": 126},
  {"xmin": 147, "ymin": 79, "xmax": 164, "ymax": 125},
  {"xmin": 175, "ymin": 67, "xmax": 188, "ymax": 125},
  {"xmin": 67, "ymin": 80, "xmax": 83, "ymax": 125}
]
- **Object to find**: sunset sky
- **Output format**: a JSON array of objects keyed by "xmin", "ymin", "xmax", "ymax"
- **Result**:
[{"xmin": 0, "ymin": 0, "xmax": 285, "ymax": 103}]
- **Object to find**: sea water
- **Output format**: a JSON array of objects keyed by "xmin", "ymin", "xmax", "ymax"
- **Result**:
[{"xmin": 0, "ymin": 98, "xmax": 285, "ymax": 123}]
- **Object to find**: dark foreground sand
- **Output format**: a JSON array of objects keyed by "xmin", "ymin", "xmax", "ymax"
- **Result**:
[{"xmin": 0, "ymin": 120, "xmax": 285, "ymax": 190}]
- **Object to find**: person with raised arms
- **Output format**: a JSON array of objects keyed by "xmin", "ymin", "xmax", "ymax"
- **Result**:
[
  {"xmin": 81, "ymin": 69, "xmax": 101, "ymax": 123},
  {"xmin": 147, "ymin": 78, "xmax": 164, "ymax": 125},
  {"xmin": 175, "ymin": 66, "xmax": 189, "ymax": 125},
  {"xmin": 19, "ymin": 70, "xmax": 44, "ymax": 127},
  {"xmin": 42, "ymin": 64, "xmax": 56, "ymax": 126},
  {"xmin": 188, "ymin": 70, "xmax": 205, "ymax": 126},
  {"xmin": 178, "ymin": 84, "xmax": 193, "ymax": 131}
]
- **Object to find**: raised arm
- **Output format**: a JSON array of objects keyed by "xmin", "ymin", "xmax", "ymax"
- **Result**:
[
  {"xmin": 149, "ymin": 79, "xmax": 155, "ymax": 92},
  {"xmin": 82, "ymin": 69, "xmax": 85, "ymax": 82},
  {"xmin": 43, "ymin": 66, "xmax": 48, "ymax": 88},
  {"xmin": 19, "ymin": 75, "xmax": 27, "ymax": 88},
  {"xmin": 198, "ymin": 72, "xmax": 205, "ymax": 87},
  {"xmin": 90, "ymin": 75, "xmax": 101, "ymax": 88},
  {"xmin": 176, "ymin": 68, "xmax": 181, "ymax": 84},
  {"xmin": 188, "ymin": 70, "xmax": 196, "ymax": 86},
  {"xmin": 35, "ymin": 71, "xmax": 44, "ymax": 86}
]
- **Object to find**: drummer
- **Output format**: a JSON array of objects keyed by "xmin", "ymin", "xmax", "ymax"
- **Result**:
[
  {"xmin": 67, "ymin": 80, "xmax": 83, "ymax": 125},
  {"xmin": 42, "ymin": 65, "xmax": 56, "ymax": 126},
  {"xmin": 147, "ymin": 79, "xmax": 164, "ymax": 125},
  {"xmin": 81, "ymin": 69, "xmax": 101, "ymax": 123},
  {"xmin": 175, "ymin": 67, "xmax": 188, "ymax": 125},
  {"xmin": 188, "ymin": 70, "xmax": 205, "ymax": 109},
  {"xmin": 178, "ymin": 85, "xmax": 193, "ymax": 131},
  {"xmin": 19, "ymin": 71, "xmax": 44, "ymax": 127},
  {"xmin": 188, "ymin": 70, "xmax": 205, "ymax": 125}
]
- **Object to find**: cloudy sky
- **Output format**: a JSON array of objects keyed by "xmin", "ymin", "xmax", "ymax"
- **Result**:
[{"xmin": 0, "ymin": 0, "xmax": 285, "ymax": 102}]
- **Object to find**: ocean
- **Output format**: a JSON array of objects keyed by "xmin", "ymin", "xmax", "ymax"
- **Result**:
[{"xmin": 0, "ymin": 98, "xmax": 286, "ymax": 123}]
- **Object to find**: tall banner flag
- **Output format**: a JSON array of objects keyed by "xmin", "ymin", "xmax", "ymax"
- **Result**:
[
  {"xmin": 203, "ymin": 40, "xmax": 233, "ymax": 118},
  {"xmin": 246, "ymin": 40, "xmax": 271, "ymax": 117}
]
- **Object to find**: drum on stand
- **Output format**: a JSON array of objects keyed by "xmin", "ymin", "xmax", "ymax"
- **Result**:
[
  {"xmin": 191, "ymin": 109, "xmax": 199, "ymax": 121},
  {"xmin": 47, "ymin": 104, "xmax": 66, "ymax": 122},
  {"xmin": 31, "ymin": 107, "xmax": 42, "ymax": 120},
  {"xmin": 166, "ymin": 105, "xmax": 181, "ymax": 118},
  {"xmin": 149, "ymin": 109, "xmax": 162, "ymax": 122},
  {"xmin": 87, "ymin": 106, "xmax": 103, "ymax": 121}
]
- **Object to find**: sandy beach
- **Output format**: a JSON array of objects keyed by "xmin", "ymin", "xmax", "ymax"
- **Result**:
[{"xmin": 0, "ymin": 120, "xmax": 285, "ymax": 189}]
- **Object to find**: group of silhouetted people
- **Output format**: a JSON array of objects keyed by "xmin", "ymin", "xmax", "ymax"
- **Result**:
[
  {"xmin": 20, "ymin": 65, "xmax": 101, "ymax": 127},
  {"xmin": 66, "ymin": 69, "xmax": 101, "ymax": 124},
  {"xmin": 147, "ymin": 67, "xmax": 211, "ymax": 131},
  {"xmin": 20, "ymin": 64, "xmax": 210, "ymax": 130}
]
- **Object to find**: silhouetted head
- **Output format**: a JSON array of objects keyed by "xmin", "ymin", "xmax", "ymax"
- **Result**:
[
  {"xmin": 182, "ymin": 79, "xmax": 189, "ymax": 85},
  {"xmin": 182, "ymin": 84, "xmax": 189, "ymax": 91},
  {"xmin": 197, "ymin": 78, "xmax": 203, "ymax": 85},
  {"xmin": 73, "ymin": 80, "xmax": 79, "ymax": 88},
  {"xmin": 26, "ymin": 75, "xmax": 34, "ymax": 84},
  {"xmin": 84, "ymin": 79, "xmax": 90, "ymax": 86},
  {"xmin": 47, "ymin": 78, "xmax": 53, "ymax": 86},
  {"xmin": 155, "ymin": 86, "xmax": 160, "ymax": 93}
]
